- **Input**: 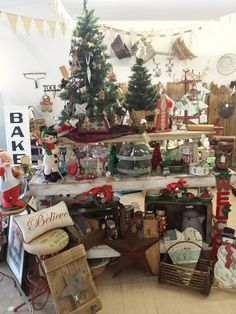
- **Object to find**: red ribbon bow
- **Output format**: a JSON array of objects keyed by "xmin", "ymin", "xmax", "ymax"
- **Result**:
[
  {"xmin": 167, "ymin": 182, "xmax": 178, "ymax": 191},
  {"xmin": 167, "ymin": 179, "xmax": 188, "ymax": 191},
  {"xmin": 83, "ymin": 185, "xmax": 113, "ymax": 202}
]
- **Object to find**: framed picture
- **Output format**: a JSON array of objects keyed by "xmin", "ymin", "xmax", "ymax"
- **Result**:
[{"xmin": 6, "ymin": 210, "xmax": 28, "ymax": 286}]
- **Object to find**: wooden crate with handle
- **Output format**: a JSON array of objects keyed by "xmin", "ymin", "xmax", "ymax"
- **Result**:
[{"xmin": 43, "ymin": 244, "xmax": 102, "ymax": 314}]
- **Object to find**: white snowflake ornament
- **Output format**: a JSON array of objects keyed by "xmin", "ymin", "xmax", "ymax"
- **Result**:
[{"xmin": 74, "ymin": 103, "xmax": 88, "ymax": 115}]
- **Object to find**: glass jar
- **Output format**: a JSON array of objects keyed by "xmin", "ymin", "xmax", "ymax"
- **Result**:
[
  {"xmin": 80, "ymin": 153, "xmax": 97, "ymax": 175},
  {"xmin": 105, "ymin": 219, "xmax": 118, "ymax": 240},
  {"xmin": 58, "ymin": 146, "xmax": 67, "ymax": 176},
  {"xmin": 117, "ymin": 143, "xmax": 151, "ymax": 177},
  {"xmin": 156, "ymin": 209, "xmax": 167, "ymax": 236},
  {"xmin": 66, "ymin": 146, "xmax": 78, "ymax": 177}
]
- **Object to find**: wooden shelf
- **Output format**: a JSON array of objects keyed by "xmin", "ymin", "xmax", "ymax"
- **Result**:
[
  {"xmin": 29, "ymin": 170, "xmax": 236, "ymax": 196},
  {"xmin": 29, "ymin": 130, "xmax": 221, "ymax": 197},
  {"xmin": 59, "ymin": 130, "xmax": 216, "ymax": 145}
]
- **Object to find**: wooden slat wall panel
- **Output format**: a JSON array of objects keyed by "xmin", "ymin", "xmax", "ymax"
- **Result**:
[
  {"xmin": 166, "ymin": 82, "xmax": 185, "ymax": 100},
  {"xmin": 43, "ymin": 245, "xmax": 102, "ymax": 314},
  {"xmin": 208, "ymin": 83, "xmax": 236, "ymax": 159}
]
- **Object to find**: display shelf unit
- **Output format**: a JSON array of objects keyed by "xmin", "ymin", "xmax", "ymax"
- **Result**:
[
  {"xmin": 29, "ymin": 130, "xmax": 236, "ymax": 196},
  {"xmin": 29, "ymin": 170, "xmax": 236, "ymax": 196},
  {"xmin": 28, "ymin": 130, "xmax": 233, "ymax": 261},
  {"xmin": 59, "ymin": 130, "xmax": 215, "ymax": 144}
]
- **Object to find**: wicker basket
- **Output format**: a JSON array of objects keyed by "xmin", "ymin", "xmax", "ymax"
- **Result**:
[
  {"xmin": 159, "ymin": 241, "xmax": 214, "ymax": 295},
  {"xmin": 88, "ymin": 258, "xmax": 110, "ymax": 278},
  {"xmin": 129, "ymin": 109, "xmax": 157, "ymax": 130}
]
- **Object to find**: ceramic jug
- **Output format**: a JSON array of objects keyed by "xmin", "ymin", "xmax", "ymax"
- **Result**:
[{"xmin": 182, "ymin": 209, "xmax": 205, "ymax": 238}]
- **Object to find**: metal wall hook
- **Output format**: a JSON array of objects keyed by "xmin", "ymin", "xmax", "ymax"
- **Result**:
[{"xmin": 23, "ymin": 72, "xmax": 46, "ymax": 88}]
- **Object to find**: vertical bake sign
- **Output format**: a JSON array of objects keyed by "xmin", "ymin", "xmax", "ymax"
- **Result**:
[{"xmin": 4, "ymin": 106, "xmax": 31, "ymax": 164}]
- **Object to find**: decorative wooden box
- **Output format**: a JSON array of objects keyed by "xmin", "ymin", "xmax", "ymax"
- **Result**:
[
  {"xmin": 159, "ymin": 243, "xmax": 214, "ymax": 295},
  {"xmin": 145, "ymin": 199, "xmax": 213, "ymax": 245}
]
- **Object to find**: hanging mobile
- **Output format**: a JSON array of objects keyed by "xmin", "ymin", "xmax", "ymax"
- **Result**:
[
  {"xmin": 165, "ymin": 57, "xmax": 174, "ymax": 77},
  {"xmin": 165, "ymin": 35, "xmax": 174, "ymax": 77},
  {"xmin": 152, "ymin": 57, "xmax": 162, "ymax": 77}
]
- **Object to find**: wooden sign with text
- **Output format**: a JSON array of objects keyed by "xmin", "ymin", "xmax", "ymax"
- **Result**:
[
  {"xmin": 4, "ymin": 106, "xmax": 31, "ymax": 164},
  {"xmin": 212, "ymin": 173, "xmax": 231, "ymax": 259}
]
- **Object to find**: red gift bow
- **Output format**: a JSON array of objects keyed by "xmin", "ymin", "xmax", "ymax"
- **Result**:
[
  {"xmin": 167, "ymin": 179, "xmax": 188, "ymax": 191},
  {"xmin": 83, "ymin": 184, "xmax": 113, "ymax": 202},
  {"xmin": 167, "ymin": 182, "xmax": 178, "ymax": 190},
  {"xmin": 224, "ymin": 242, "xmax": 236, "ymax": 269}
]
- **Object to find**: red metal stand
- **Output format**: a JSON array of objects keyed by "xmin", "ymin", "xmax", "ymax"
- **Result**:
[
  {"xmin": 0, "ymin": 212, "xmax": 17, "ymax": 287},
  {"xmin": 0, "ymin": 271, "xmax": 16, "ymax": 286},
  {"xmin": 12, "ymin": 256, "xmax": 51, "ymax": 312}
]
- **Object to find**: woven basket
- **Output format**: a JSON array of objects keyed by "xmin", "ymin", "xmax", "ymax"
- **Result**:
[
  {"xmin": 88, "ymin": 258, "xmax": 110, "ymax": 278},
  {"xmin": 129, "ymin": 109, "xmax": 157, "ymax": 130},
  {"xmin": 159, "ymin": 241, "xmax": 213, "ymax": 295}
]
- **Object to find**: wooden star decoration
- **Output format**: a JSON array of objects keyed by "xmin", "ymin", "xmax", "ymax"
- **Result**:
[
  {"xmin": 59, "ymin": 269, "xmax": 87, "ymax": 304},
  {"xmin": 104, "ymin": 225, "xmax": 161, "ymax": 277}
]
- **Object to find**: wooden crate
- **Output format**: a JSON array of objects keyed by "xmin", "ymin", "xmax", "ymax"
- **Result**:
[
  {"xmin": 159, "ymin": 247, "xmax": 214, "ymax": 295},
  {"xmin": 43, "ymin": 245, "xmax": 102, "ymax": 314},
  {"xmin": 143, "ymin": 219, "xmax": 160, "ymax": 275}
]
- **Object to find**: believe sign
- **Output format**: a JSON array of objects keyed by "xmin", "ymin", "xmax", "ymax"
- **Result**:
[{"xmin": 4, "ymin": 106, "xmax": 31, "ymax": 164}]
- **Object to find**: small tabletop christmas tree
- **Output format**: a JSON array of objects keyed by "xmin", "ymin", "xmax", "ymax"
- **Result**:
[
  {"xmin": 58, "ymin": 0, "xmax": 118, "ymax": 130},
  {"xmin": 127, "ymin": 58, "xmax": 157, "ymax": 111},
  {"xmin": 151, "ymin": 142, "xmax": 162, "ymax": 170}
]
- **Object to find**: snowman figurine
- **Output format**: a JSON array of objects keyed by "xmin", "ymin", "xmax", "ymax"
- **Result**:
[{"xmin": 40, "ymin": 127, "xmax": 61, "ymax": 182}]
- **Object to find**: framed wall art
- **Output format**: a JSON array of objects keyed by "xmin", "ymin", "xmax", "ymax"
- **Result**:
[{"xmin": 6, "ymin": 210, "xmax": 28, "ymax": 286}]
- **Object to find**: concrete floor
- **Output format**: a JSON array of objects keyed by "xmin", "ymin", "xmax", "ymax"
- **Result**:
[{"xmin": 0, "ymin": 190, "xmax": 236, "ymax": 314}]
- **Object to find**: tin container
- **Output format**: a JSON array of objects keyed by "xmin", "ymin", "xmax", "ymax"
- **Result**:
[
  {"xmin": 124, "ymin": 205, "xmax": 134, "ymax": 225},
  {"xmin": 146, "ymin": 190, "xmax": 161, "ymax": 202}
]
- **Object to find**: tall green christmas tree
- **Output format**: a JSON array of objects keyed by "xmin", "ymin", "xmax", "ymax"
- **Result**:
[
  {"xmin": 58, "ymin": 0, "xmax": 118, "ymax": 126},
  {"xmin": 127, "ymin": 58, "xmax": 157, "ymax": 111}
]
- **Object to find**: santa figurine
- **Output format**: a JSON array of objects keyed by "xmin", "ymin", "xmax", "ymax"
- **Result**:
[
  {"xmin": 40, "ymin": 127, "xmax": 61, "ymax": 182},
  {"xmin": 0, "ymin": 151, "xmax": 25, "ymax": 209},
  {"xmin": 155, "ymin": 92, "xmax": 173, "ymax": 131}
]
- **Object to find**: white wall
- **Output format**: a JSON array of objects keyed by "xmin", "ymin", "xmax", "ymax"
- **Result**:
[
  {"xmin": 107, "ymin": 18, "xmax": 236, "ymax": 85},
  {"xmin": 0, "ymin": 15, "xmax": 236, "ymax": 148},
  {"xmin": 0, "ymin": 18, "xmax": 71, "ymax": 148}
]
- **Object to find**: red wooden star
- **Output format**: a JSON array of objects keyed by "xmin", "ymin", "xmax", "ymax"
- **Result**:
[{"xmin": 104, "ymin": 225, "xmax": 161, "ymax": 277}]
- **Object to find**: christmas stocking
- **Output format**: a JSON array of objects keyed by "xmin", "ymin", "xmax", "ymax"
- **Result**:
[
  {"xmin": 111, "ymin": 35, "xmax": 131, "ymax": 59},
  {"xmin": 142, "ymin": 41, "xmax": 157, "ymax": 64}
]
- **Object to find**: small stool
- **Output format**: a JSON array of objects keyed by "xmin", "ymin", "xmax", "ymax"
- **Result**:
[{"xmin": 13, "ymin": 228, "xmax": 69, "ymax": 312}]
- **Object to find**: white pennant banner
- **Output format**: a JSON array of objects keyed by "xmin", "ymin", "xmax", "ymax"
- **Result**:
[
  {"xmin": 6, "ymin": 13, "xmax": 18, "ymax": 33},
  {"xmin": 0, "ymin": 9, "xmax": 216, "ymax": 41},
  {"xmin": 20, "ymin": 15, "xmax": 32, "ymax": 35},
  {"xmin": 47, "ymin": 20, "xmax": 56, "ymax": 37},
  {"xmin": 34, "ymin": 18, "xmax": 44, "ymax": 35}
]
